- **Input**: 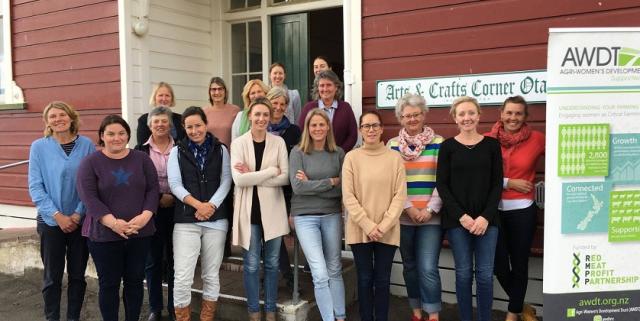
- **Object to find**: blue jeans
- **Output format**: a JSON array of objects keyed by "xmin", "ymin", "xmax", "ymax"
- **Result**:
[
  {"xmin": 351, "ymin": 242, "xmax": 397, "ymax": 321},
  {"xmin": 446, "ymin": 226, "xmax": 498, "ymax": 321},
  {"xmin": 243, "ymin": 224, "xmax": 281, "ymax": 313},
  {"xmin": 37, "ymin": 223, "xmax": 89, "ymax": 321},
  {"xmin": 399, "ymin": 224, "xmax": 442, "ymax": 313},
  {"xmin": 294, "ymin": 213, "xmax": 346, "ymax": 321},
  {"xmin": 145, "ymin": 206, "xmax": 174, "ymax": 315},
  {"xmin": 88, "ymin": 237, "xmax": 151, "ymax": 321}
]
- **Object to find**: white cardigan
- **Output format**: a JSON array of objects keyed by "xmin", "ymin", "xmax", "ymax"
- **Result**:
[{"xmin": 230, "ymin": 131, "xmax": 290, "ymax": 250}]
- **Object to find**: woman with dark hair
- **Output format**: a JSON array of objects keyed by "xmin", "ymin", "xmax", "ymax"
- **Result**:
[
  {"xmin": 168, "ymin": 106, "xmax": 232, "ymax": 321},
  {"xmin": 312, "ymin": 56, "xmax": 332, "ymax": 77},
  {"xmin": 290, "ymin": 109, "xmax": 346, "ymax": 321},
  {"xmin": 77, "ymin": 115, "xmax": 159, "ymax": 321},
  {"xmin": 388, "ymin": 93, "xmax": 444, "ymax": 321},
  {"xmin": 486, "ymin": 96, "xmax": 544, "ymax": 321},
  {"xmin": 29, "ymin": 101, "xmax": 95, "ymax": 321},
  {"xmin": 137, "ymin": 82, "xmax": 186, "ymax": 144},
  {"xmin": 135, "ymin": 106, "xmax": 177, "ymax": 321},
  {"xmin": 231, "ymin": 98, "xmax": 289, "ymax": 321},
  {"xmin": 298, "ymin": 70, "xmax": 357, "ymax": 152},
  {"xmin": 231, "ymin": 79, "xmax": 270, "ymax": 141},
  {"xmin": 343, "ymin": 110, "xmax": 407, "ymax": 321},
  {"xmin": 203, "ymin": 77, "xmax": 241, "ymax": 147},
  {"xmin": 436, "ymin": 96, "xmax": 503, "ymax": 321}
]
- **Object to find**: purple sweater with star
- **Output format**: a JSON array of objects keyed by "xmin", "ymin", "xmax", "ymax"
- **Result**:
[{"xmin": 77, "ymin": 149, "xmax": 159, "ymax": 242}]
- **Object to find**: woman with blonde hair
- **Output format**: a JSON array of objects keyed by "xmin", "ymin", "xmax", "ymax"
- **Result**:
[
  {"xmin": 290, "ymin": 109, "xmax": 346, "ymax": 321},
  {"xmin": 29, "ymin": 101, "xmax": 96, "ymax": 321},
  {"xmin": 231, "ymin": 79, "xmax": 270, "ymax": 141},
  {"xmin": 137, "ymin": 82, "xmax": 186, "ymax": 144},
  {"xmin": 436, "ymin": 96, "xmax": 503, "ymax": 321}
]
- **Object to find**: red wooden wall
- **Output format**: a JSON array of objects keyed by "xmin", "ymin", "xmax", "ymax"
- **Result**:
[
  {"xmin": 361, "ymin": 0, "xmax": 640, "ymax": 254},
  {"xmin": 0, "ymin": 0, "xmax": 121, "ymax": 206}
]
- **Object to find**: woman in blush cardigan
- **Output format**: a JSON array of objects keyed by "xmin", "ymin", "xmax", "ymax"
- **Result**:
[
  {"xmin": 486, "ymin": 96, "xmax": 544, "ymax": 321},
  {"xmin": 387, "ymin": 93, "xmax": 444, "ymax": 321},
  {"xmin": 298, "ymin": 70, "xmax": 357, "ymax": 152},
  {"xmin": 343, "ymin": 110, "xmax": 407, "ymax": 321},
  {"xmin": 436, "ymin": 96, "xmax": 503, "ymax": 321},
  {"xmin": 230, "ymin": 98, "xmax": 290, "ymax": 321},
  {"xmin": 28, "ymin": 101, "xmax": 95, "ymax": 321}
]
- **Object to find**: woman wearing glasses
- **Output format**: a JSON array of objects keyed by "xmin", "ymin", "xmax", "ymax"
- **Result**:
[
  {"xmin": 203, "ymin": 77, "xmax": 240, "ymax": 147},
  {"xmin": 343, "ymin": 111, "xmax": 407, "ymax": 321}
]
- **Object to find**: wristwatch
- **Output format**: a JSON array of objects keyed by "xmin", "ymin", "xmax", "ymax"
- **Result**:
[{"xmin": 426, "ymin": 207, "xmax": 434, "ymax": 214}]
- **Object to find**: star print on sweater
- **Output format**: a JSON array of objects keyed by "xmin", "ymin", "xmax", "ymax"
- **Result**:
[{"xmin": 112, "ymin": 167, "xmax": 132, "ymax": 186}]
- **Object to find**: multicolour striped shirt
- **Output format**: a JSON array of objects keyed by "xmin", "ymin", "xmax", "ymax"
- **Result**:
[{"xmin": 388, "ymin": 135, "xmax": 444, "ymax": 226}]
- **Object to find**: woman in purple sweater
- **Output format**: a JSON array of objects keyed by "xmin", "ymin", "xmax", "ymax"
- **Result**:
[
  {"xmin": 298, "ymin": 70, "xmax": 358, "ymax": 152},
  {"xmin": 77, "ymin": 115, "xmax": 159, "ymax": 321}
]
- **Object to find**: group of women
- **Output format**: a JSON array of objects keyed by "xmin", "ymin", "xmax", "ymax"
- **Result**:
[{"xmin": 28, "ymin": 54, "xmax": 544, "ymax": 321}]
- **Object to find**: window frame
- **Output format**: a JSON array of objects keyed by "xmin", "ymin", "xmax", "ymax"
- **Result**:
[{"xmin": 0, "ymin": 1, "xmax": 25, "ymax": 110}]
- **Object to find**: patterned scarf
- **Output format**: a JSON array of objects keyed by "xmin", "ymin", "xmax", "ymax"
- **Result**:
[
  {"xmin": 487, "ymin": 120, "xmax": 531, "ymax": 148},
  {"xmin": 268, "ymin": 116, "xmax": 291, "ymax": 137},
  {"xmin": 398, "ymin": 126, "xmax": 436, "ymax": 161},
  {"xmin": 188, "ymin": 134, "xmax": 212, "ymax": 171}
]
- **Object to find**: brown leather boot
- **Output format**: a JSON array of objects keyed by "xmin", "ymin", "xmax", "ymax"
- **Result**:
[
  {"xmin": 521, "ymin": 304, "xmax": 539, "ymax": 321},
  {"xmin": 174, "ymin": 305, "xmax": 191, "ymax": 321},
  {"xmin": 200, "ymin": 300, "xmax": 217, "ymax": 321},
  {"xmin": 265, "ymin": 311, "xmax": 277, "ymax": 321},
  {"xmin": 248, "ymin": 311, "xmax": 261, "ymax": 321}
]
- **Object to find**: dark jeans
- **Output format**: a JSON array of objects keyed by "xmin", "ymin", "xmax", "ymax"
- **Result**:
[
  {"xmin": 37, "ymin": 223, "xmax": 89, "ymax": 321},
  {"xmin": 494, "ymin": 204, "xmax": 538, "ymax": 313},
  {"xmin": 88, "ymin": 237, "xmax": 151, "ymax": 321},
  {"xmin": 351, "ymin": 242, "xmax": 397, "ymax": 321},
  {"xmin": 145, "ymin": 206, "xmax": 175, "ymax": 315}
]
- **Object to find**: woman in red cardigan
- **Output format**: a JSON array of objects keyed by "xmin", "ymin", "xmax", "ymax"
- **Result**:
[{"xmin": 485, "ymin": 96, "xmax": 544, "ymax": 321}]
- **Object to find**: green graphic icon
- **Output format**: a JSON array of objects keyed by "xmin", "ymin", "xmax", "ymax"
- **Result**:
[
  {"xmin": 572, "ymin": 253, "xmax": 581, "ymax": 288},
  {"xmin": 609, "ymin": 190, "xmax": 640, "ymax": 242},
  {"xmin": 567, "ymin": 308, "xmax": 576, "ymax": 318},
  {"xmin": 593, "ymin": 315, "xmax": 603, "ymax": 321},
  {"xmin": 618, "ymin": 47, "xmax": 640, "ymax": 66},
  {"xmin": 558, "ymin": 124, "xmax": 610, "ymax": 177}
]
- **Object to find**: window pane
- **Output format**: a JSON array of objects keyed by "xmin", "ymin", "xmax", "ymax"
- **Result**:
[
  {"xmin": 232, "ymin": 75, "xmax": 247, "ymax": 107},
  {"xmin": 249, "ymin": 73, "xmax": 262, "ymax": 81},
  {"xmin": 248, "ymin": 0, "xmax": 261, "ymax": 7},
  {"xmin": 248, "ymin": 21, "xmax": 262, "ymax": 73},
  {"xmin": 231, "ymin": 23, "xmax": 247, "ymax": 73},
  {"xmin": 230, "ymin": 0, "xmax": 245, "ymax": 10}
]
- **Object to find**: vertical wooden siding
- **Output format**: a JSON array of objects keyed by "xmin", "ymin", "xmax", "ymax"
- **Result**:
[{"xmin": 0, "ymin": 0, "xmax": 121, "ymax": 206}]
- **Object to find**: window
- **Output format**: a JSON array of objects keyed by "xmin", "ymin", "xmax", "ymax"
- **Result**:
[
  {"xmin": 0, "ymin": 1, "xmax": 24, "ymax": 108},
  {"xmin": 229, "ymin": 0, "xmax": 261, "ymax": 11},
  {"xmin": 230, "ymin": 21, "xmax": 262, "ymax": 107}
]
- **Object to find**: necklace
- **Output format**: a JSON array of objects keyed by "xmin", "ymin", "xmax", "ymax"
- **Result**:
[{"xmin": 464, "ymin": 144, "xmax": 477, "ymax": 150}]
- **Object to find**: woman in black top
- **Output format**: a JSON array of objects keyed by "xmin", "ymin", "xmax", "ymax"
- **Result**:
[
  {"xmin": 436, "ymin": 96, "xmax": 503, "ymax": 321},
  {"xmin": 137, "ymin": 82, "xmax": 186, "ymax": 144}
]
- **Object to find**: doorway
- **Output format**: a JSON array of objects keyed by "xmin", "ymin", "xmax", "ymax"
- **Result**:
[{"xmin": 271, "ymin": 7, "xmax": 343, "ymax": 103}]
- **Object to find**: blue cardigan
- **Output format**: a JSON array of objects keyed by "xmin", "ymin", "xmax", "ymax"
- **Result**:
[{"xmin": 28, "ymin": 135, "xmax": 96, "ymax": 226}]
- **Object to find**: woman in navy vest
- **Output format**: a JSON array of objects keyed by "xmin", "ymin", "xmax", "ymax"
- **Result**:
[{"xmin": 167, "ymin": 106, "xmax": 232, "ymax": 321}]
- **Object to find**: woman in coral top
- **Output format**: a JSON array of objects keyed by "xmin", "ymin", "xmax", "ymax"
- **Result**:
[{"xmin": 485, "ymin": 96, "xmax": 544, "ymax": 321}]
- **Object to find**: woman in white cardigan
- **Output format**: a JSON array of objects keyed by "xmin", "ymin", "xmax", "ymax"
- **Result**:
[{"xmin": 230, "ymin": 97, "xmax": 290, "ymax": 321}]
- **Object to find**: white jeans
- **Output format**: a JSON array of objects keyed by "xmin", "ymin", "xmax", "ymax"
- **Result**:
[{"xmin": 172, "ymin": 223, "xmax": 226, "ymax": 307}]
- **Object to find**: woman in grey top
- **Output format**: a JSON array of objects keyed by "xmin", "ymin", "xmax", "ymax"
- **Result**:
[{"xmin": 290, "ymin": 109, "xmax": 346, "ymax": 321}]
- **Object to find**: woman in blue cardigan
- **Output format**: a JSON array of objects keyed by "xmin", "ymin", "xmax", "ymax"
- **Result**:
[{"xmin": 28, "ymin": 101, "xmax": 96, "ymax": 321}]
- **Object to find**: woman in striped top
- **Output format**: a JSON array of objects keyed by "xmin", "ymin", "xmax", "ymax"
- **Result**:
[{"xmin": 387, "ymin": 93, "xmax": 443, "ymax": 321}]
